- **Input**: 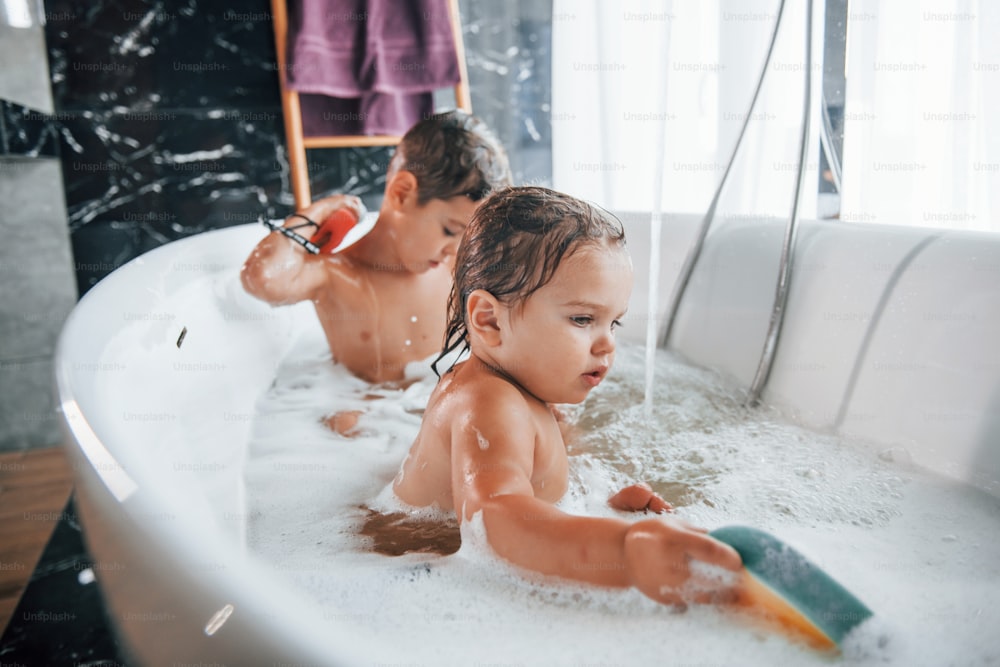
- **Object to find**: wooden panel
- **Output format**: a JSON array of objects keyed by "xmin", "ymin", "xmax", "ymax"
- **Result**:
[
  {"xmin": 303, "ymin": 135, "xmax": 402, "ymax": 149},
  {"xmin": 0, "ymin": 447, "xmax": 74, "ymax": 635}
]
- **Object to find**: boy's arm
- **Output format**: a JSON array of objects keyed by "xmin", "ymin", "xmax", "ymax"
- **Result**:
[
  {"xmin": 451, "ymin": 403, "xmax": 741, "ymax": 605},
  {"xmin": 240, "ymin": 195, "xmax": 363, "ymax": 305}
]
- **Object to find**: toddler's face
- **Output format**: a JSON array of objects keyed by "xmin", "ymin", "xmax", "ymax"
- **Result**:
[
  {"xmin": 500, "ymin": 243, "xmax": 633, "ymax": 405},
  {"xmin": 396, "ymin": 195, "xmax": 479, "ymax": 272}
]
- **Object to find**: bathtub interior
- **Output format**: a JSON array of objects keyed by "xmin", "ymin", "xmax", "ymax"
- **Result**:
[{"xmin": 56, "ymin": 218, "xmax": 1000, "ymax": 664}]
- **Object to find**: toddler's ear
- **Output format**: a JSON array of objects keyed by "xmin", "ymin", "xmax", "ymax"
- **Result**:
[
  {"xmin": 466, "ymin": 289, "xmax": 502, "ymax": 347},
  {"xmin": 384, "ymin": 169, "xmax": 419, "ymax": 210}
]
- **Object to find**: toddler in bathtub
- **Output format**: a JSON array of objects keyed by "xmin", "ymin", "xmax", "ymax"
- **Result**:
[
  {"xmin": 241, "ymin": 110, "xmax": 511, "ymax": 395},
  {"xmin": 391, "ymin": 186, "xmax": 742, "ymax": 607}
]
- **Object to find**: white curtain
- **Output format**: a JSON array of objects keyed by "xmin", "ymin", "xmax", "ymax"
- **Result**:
[
  {"xmin": 552, "ymin": 0, "xmax": 999, "ymax": 233},
  {"xmin": 841, "ymin": 0, "xmax": 999, "ymax": 232},
  {"xmin": 552, "ymin": 0, "xmax": 822, "ymax": 220}
]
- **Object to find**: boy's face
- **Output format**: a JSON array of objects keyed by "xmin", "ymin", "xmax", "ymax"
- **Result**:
[
  {"xmin": 396, "ymin": 195, "xmax": 479, "ymax": 272},
  {"xmin": 498, "ymin": 244, "xmax": 633, "ymax": 405}
]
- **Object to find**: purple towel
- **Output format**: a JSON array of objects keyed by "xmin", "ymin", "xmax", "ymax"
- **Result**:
[{"xmin": 286, "ymin": 0, "xmax": 461, "ymax": 136}]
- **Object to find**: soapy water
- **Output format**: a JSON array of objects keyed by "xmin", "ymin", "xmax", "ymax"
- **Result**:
[{"xmin": 243, "ymin": 321, "xmax": 1000, "ymax": 666}]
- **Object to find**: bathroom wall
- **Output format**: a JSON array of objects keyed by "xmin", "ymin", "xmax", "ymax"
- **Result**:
[
  {"xmin": 0, "ymin": 0, "xmax": 551, "ymax": 452},
  {"xmin": 39, "ymin": 0, "xmax": 553, "ymax": 296},
  {"xmin": 0, "ymin": 3, "xmax": 78, "ymax": 452}
]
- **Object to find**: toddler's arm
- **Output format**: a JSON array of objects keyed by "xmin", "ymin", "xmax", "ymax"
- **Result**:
[
  {"xmin": 452, "ymin": 405, "xmax": 741, "ymax": 606},
  {"xmin": 240, "ymin": 195, "xmax": 363, "ymax": 305}
]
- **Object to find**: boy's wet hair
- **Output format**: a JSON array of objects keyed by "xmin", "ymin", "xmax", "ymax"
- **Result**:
[
  {"xmin": 393, "ymin": 109, "xmax": 512, "ymax": 204},
  {"xmin": 433, "ymin": 186, "xmax": 626, "ymax": 376}
]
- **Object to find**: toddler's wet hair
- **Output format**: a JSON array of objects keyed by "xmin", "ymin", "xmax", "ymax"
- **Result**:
[
  {"xmin": 392, "ymin": 109, "xmax": 512, "ymax": 204},
  {"xmin": 433, "ymin": 186, "xmax": 625, "ymax": 375}
]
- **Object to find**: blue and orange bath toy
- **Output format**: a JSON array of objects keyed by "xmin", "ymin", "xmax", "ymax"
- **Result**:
[{"xmin": 710, "ymin": 525, "xmax": 874, "ymax": 651}]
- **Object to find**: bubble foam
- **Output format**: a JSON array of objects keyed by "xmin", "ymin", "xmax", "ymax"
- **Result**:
[{"xmin": 242, "ymin": 332, "xmax": 1000, "ymax": 666}]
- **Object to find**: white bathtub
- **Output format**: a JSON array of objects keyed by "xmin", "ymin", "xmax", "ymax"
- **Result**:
[{"xmin": 55, "ymin": 217, "xmax": 1000, "ymax": 665}]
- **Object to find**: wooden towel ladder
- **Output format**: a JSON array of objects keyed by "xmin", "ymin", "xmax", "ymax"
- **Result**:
[{"xmin": 270, "ymin": 0, "xmax": 473, "ymax": 209}]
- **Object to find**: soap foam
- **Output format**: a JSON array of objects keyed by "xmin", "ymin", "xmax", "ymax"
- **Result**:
[{"xmin": 243, "ymin": 326, "xmax": 1000, "ymax": 666}]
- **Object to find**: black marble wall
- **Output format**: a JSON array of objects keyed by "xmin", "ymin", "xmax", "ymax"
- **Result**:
[
  {"xmin": 40, "ymin": 0, "xmax": 552, "ymax": 294},
  {"xmin": 0, "ymin": 101, "xmax": 61, "ymax": 158}
]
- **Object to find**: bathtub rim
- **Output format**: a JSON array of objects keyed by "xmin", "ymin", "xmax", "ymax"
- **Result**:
[{"xmin": 52, "ymin": 224, "xmax": 389, "ymax": 666}]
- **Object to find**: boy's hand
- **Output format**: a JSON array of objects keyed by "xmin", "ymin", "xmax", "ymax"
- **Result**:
[
  {"xmin": 325, "ymin": 410, "xmax": 364, "ymax": 436},
  {"xmin": 293, "ymin": 194, "xmax": 365, "ymax": 230},
  {"xmin": 609, "ymin": 482, "xmax": 671, "ymax": 513},
  {"xmin": 242, "ymin": 194, "xmax": 365, "ymax": 303},
  {"xmin": 624, "ymin": 517, "xmax": 742, "ymax": 607}
]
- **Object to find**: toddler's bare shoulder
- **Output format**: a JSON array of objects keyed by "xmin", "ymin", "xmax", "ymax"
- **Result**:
[{"xmin": 452, "ymin": 376, "xmax": 533, "ymax": 427}]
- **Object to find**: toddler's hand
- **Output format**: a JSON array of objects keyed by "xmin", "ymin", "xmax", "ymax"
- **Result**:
[
  {"xmin": 624, "ymin": 516, "xmax": 742, "ymax": 607},
  {"xmin": 609, "ymin": 482, "xmax": 671, "ymax": 513}
]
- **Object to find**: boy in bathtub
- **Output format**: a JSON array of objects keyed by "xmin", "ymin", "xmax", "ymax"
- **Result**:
[
  {"xmin": 241, "ymin": 110, "xmax": 511, "ymax": 390},
  {"xmin": 392, "ymin": 186, "xmax": 742, "ymax": 607}
]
